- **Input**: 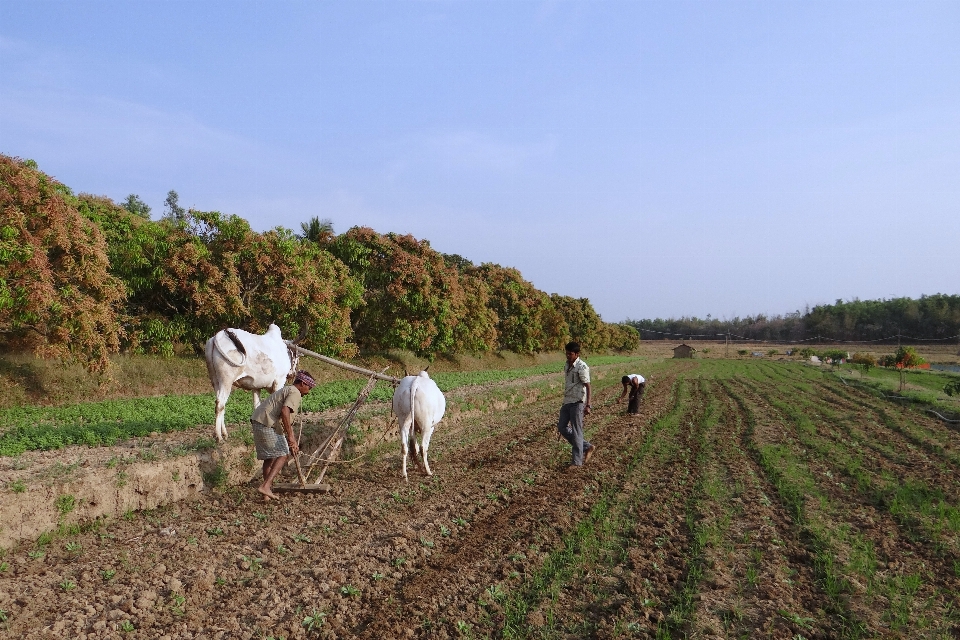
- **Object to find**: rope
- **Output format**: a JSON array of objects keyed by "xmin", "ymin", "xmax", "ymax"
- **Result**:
[{"xmin": 299, "ymin": 420, "xmax": 398, "ymax": 465}]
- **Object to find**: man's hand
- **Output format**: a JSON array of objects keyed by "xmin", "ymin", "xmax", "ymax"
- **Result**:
[
  {"xmin": 288, "ymin": 437, "xmax": 300, "ymax": 455},
  {"xmin": 584, "ymin": 404, "xmax": 592, "ymax": 416}
]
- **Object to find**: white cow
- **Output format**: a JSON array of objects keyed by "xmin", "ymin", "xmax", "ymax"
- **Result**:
[
  {"xmin": 204, "ymin": 324, "xmax": 303, "ymax": 442},
  {"xmin": 392, "ymin": 370, "xmax": 446, "ymax": 481}
]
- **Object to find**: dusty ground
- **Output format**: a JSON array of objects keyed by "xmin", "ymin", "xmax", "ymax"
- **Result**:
[{"xmin": 1, "ymin": 359, "xmax": 959, "ymax": 639}]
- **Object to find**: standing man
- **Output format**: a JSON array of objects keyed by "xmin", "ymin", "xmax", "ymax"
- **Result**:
[
  {"xmin": 618, "ymin": 374, "xmax": 646, "ymax": 414},
  {"xmin": 557, "ymin": 342, "xmax": 595, "ymax": 471},
  {"xmin": 251, "ymin": 370, "xmax": 316, "ymax": 500}
]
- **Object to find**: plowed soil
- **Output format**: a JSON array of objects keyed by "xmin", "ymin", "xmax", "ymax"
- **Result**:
[{"xmin": 2, "ymin": 360, "xmax": 959, "ymax": 639}]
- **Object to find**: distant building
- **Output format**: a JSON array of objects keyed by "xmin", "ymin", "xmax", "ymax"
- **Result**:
[{"xmin": 673, "ymin": 344, "xmax": 696, "ymax": 359}]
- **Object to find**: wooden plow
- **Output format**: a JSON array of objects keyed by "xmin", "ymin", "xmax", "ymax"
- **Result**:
[{"xmin": 272, "ymin": 345, "xmax": 401, "ymax": 494}]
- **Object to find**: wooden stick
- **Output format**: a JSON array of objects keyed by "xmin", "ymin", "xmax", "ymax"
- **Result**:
[
  {"xmin": 315, "ymin": 437, "xmax": 343, "ymax": 485},
  {"xmin": 286, "ymin": 344, "xmax": 401, "ymax": 383},
  {"xmin": 292, "ymin": 452, "xmax": 307, "ymax": 486},
  {"xmin": 303, "ymin": 371, "xmax": 384, "ymax": 478}
]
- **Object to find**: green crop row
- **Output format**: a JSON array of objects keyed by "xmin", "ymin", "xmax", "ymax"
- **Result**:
[{"xmin": 0, "ymin": 356, "xmax": 642, "ymax": 456}]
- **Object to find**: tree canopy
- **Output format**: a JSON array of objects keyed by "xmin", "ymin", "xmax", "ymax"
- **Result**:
[
  {"xmin": 0, "ymin": 156, "xmax": 125, "ymax": 372},
  {"xmin": 0, "ymin": 156, "xmax": 637, "ymax": 368}
]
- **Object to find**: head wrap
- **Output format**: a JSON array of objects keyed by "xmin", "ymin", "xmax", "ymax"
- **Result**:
[{"xmin": 294, "ymin": 370, "xmax": 316, "ymax": 389}]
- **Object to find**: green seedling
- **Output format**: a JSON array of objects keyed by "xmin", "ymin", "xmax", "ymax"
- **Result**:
[
  {"xmin": 253, "ymin": 512, "xmax": 268, "ymax": 522},
  {"xmin": 293, "ymin": 533, "xmax": 311, "ymax": 543},
  {"xmin": 206, "ymin": 526, "xmax": 224, "ymax": 536},
  {"xmin": 340, "ymin": 584, "xmax": 361, "ymax": 597},
  {"xmin": 171, "ymin": 593, "xmax": 186, "ymax": 615},
  {"xmin": 485, "ymin": 584, "xmax": 506, "ymax": 602},
  {"xmin": 452, "ymin": 517, "xmax": 467, "ymax": 526},
  {"xmin": 277, "ymin": 545, "xmax": 289, "ymax": 555},
  {"xmin": 392, "ymin": 556, "xmax": 406, "ymax": 567},
  {"xmin": 241, "ymin": 555, "xmax": 264, "ymax": 574},
  {"xmin": 302, "ymin": 607, "xmax": 326, "ymax": 631},
  {"xmin": 0, "ymin": 562, "xmax": 8, "ymax": 572},
  {"xmin": 65, "ymin": 541, "xmax": 82, "ymax": 554},
  {"xmin": 8, "ymin": 480, "xmax": 25, "ymax": 494},
  {"xmin": 118, "ymin": 619, "xmax": 134, "ymax": 632},
  {"xmin": 101, "ymin": 569, "xmax": 116, "ymax": 581},
  {"xmin": 0, "ymin": 608, "xmax": 6, "ymax": 622},
  {"xmin": 420, "ymin": 537, "xmax": 434, "ymax": 548},
  {"xmin": 372, "ymin": 571, "xmax": 384, "ymax": 580},
  {"xmin": 28, "ymin": 550, "xmax": 45, "ymax": 560},
  {"xmin": 60, "ymin": 579, "xmax": 76, "ymax": 591},
  {"xmin": 439, "ymin": 524, "xmax": 451, "ymax": 537},
  {"xmin": 778, "ymin": 610, "xmax": 813, "ymax": 629}
]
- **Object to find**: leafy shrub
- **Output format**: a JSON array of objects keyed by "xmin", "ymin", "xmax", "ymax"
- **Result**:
[{"xmin": 943, "ymin": 379, "xmax": 960, "ymax": 397}]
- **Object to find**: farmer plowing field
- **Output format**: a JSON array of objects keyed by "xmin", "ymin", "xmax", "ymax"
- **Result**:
[{"xmin": 250, "ymin": 369, "xmax": 315, "ymax": 500}]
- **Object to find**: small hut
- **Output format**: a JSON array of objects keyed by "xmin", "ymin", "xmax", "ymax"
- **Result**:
[{"xmin": 672, "ymin": 343, "xmax": 696, "ymax": 359}]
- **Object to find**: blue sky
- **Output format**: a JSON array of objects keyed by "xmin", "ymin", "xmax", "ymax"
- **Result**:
[{"xmin": 2, "ymin": 1, "xmax": 958, "ymax": 322}]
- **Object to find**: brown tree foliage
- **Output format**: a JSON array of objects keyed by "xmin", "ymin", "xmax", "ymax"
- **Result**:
[
  {"xmin": 80, "ymin": 199, "xmax": 362, "ymax": 357},
  {"xmin": 0, "ymin": 155, "xmax": 125, "ymax": 372},
  {"xmin": 330, "ymin": 227, "xmax": 498, "ymax": 356},
  {"xmin": 473, "ymin": 263, "xmax": 566, "ymax": 353},
  {"xmin": 551, "ymin": 294, "xmax": 640, "ymax": 352}
]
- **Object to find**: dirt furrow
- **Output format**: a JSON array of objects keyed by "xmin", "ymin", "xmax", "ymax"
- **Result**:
[
  {"xmin": 731, "ymin": 375, "xmax": 960, "ymax": 638},
  {"xmin": 688, "ymin": 380, "xmax": 834, "ymax": 639},
  {"xmin": 351, "ymin": 366, "xmax": 693, "ymax": 638}
]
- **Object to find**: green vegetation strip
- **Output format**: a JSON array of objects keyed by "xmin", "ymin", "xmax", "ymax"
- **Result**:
[{"xmin": 0, "ymin": 356, "xmax": 641, "ymax": 456}]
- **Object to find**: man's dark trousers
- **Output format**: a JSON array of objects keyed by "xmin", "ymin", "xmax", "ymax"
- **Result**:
[{"xmin": 558, "ymin": 401, "xmax": 591, "ymax": 466}]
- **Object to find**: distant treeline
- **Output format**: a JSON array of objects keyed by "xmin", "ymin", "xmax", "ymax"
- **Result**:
[
  {"xmin": 0, "ymin": 155, "xmax": 638, "ymax": 372},
  {"xmin": 628, "ymin": 295, "xmax": 960, "ymax": 343}
]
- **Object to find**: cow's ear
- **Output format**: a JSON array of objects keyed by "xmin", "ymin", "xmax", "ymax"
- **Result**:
[{"xmin": 423, "ymin": 365, "xmax": 430, "ymax": 373}]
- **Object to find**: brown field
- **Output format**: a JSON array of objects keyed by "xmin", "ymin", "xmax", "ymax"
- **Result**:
[{"xmin": 1, "ymin": 357, "xmax": 959, "ymax": 639}]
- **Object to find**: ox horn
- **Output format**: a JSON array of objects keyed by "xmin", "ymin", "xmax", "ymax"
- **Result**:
[{"xmin": 292, "ymin": 323, "xmax": 309, "ymax": 345}]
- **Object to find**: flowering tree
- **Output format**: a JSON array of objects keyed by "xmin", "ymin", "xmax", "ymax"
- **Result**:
[
  {"xmin": 330, "ymin": 227, "xmax": 498, "ymax": 356},
  {"xmin": 894, "ymin": 346, "xmax": 925, "ymax": 391},
  {"xmin": 0, "ymin": 156, "xmax": 124, "ymax": 372}
]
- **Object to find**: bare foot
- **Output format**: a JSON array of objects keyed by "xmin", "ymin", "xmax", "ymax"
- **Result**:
[{"xmin": 257, "ymin": 486, "xmax": 277, "ymax": 501}]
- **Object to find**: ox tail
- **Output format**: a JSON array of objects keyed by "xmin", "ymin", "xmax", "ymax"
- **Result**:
[
  {"xmin": 409, "ymin": 376, "xmax": 421, "ymax": 435},
  {"xmin": 224, "ymin": 329, "xmax": 247, "ymax": 355}
]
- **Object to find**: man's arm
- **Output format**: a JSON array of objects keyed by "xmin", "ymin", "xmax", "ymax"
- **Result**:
[
  {"xmin": 279, "ymin": 405, "xmax": 300, "ymax": 455},
  {"xmin": 617, "ymin": 382, "xmax": 628, "ymax": 401},
  {"xmin": 584, "ymin": 382, "xmax": 592, "ymax": 415}
]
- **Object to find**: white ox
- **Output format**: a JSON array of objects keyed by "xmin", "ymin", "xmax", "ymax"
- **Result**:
[
  {"xmin": 392, "ymin": 371, "xmax": 446, "ymax": 481},
  {"xmin": 204, "ymin": 324, "xmax": 301, "ymax": 442}
]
